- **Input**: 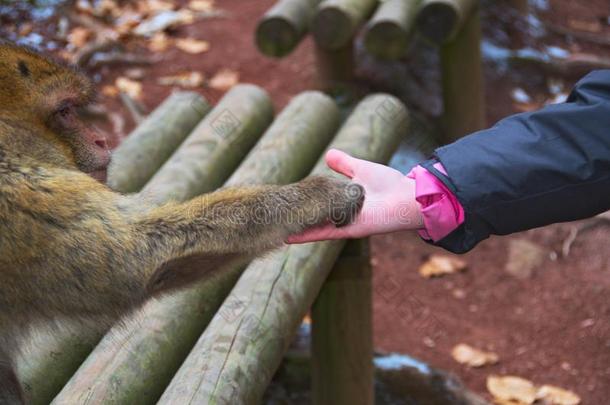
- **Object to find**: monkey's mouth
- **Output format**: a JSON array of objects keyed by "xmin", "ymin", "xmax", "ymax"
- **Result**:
[{"xmin": 88, "ymin": 168, "xmax": 108, "ymax": 183}]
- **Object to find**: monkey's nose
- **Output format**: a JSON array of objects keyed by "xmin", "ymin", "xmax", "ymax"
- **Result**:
[{"xmin": 95, "ymin": 139, "xmax": 108, "ymax": 150}]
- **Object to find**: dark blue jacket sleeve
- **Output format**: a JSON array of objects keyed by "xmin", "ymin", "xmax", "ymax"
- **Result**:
[{"xmin": 423, "ymin": 70, "xmax": 610, "ymax": 253}]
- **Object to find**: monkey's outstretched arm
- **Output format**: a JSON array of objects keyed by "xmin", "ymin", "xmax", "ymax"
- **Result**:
[{"xmin": 135, "ymin": 176, "xmax": 364, "ymax": 293}]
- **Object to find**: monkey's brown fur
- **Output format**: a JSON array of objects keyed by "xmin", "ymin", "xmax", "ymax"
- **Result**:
[{"xmin": 0, "ymin": 43, "xmax": 363, "ymax": 403}]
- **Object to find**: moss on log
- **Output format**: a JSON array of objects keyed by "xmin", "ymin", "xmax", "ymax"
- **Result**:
[
  {"xmin": 107, "ymin": 92, "xmax": 210, "ymax": 194},
  {"xmin": 157, "ymin": 94, "xmax": 408, "ymax": 404},
  {"xmin": 363, "ymin": 0, "xmax": 419, "ymax": 60},
  {"xmin": 256, "ymin": 0, "xmax": 323, "ymax": 57},
  {"xmin": 416, "ymin": 0, "xmax": 477, "ymax": 44},
  {"xmin": 312, "ymin": 0, "xmax": 378, "ymax": 50},
  {"xmin": 51, "ymin": 92, "xmax": 340, "ymax": 405}
]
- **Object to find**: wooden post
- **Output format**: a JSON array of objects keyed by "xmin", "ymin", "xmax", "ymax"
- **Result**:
[
  {"xmin": 156, "ymin": 95, "xmax": 407, "ymax": 404},
  {"xmin": 314, "ymin": 42, "xmax": 354, "ymax": 92},
  {"xmin": 363, "ymin": 0, "xmax": 419, "ymax": 60},
  {"xmin": 440, "ymin": 7, "xmax": 485, "ymax": 142},
  {"xmin": 416, "ymin": 0, "xmax": 477, "ymax": 44},
  {"xmin": 256, "ymin": 0, "xmax": 323, "ymax": 57},
  {"xmin": 312, "ymin": 238, "xmax": 373, "ymax": 405}
]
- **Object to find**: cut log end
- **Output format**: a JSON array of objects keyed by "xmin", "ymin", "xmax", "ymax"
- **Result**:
[
  {"xmin": 416, "ymin": 2, "xmax": 459, "ymax": 45},
  {"xmin": 312, "ymin": 5, "xmax": 354, "ymax": 50},
  {"xmin": 364, "ymin": 21, "xmax": 410, "ymax": 60},
  {"xmin": 256, "ymin": 17, "xmax": 301, "ymax": 57}
]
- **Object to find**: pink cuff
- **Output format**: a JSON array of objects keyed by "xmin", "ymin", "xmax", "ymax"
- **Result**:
[{"xmin": 407, "ymin": 163, "xmax": 465, "ymax": 242}]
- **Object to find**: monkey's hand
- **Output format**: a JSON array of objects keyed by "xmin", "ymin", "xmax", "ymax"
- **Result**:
[{"xmin": 290, "ymin": 175, "xmax": 365, "ymax": 229}]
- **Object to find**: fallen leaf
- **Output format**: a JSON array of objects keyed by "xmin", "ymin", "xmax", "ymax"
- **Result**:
[
  {"xmin": 209, "ymin": 69, "xmax": 239, "ymax": 91},
  {"xmin": 513, "ymin": 102, "xmax": 542, "ymax": 113},
  {"xmin": 115, "ymin": 77, "xmax": 142, "ymax": 100},
  {"xmin": 134, "ymin": 9, "xmax": 195, "ymax": 36},
  {"xmin": 68, "ymin": 27, "xmax": 92, "ymax": 48},
  {"xmin": 175, "ymin": 38, "xmax": 210, "ymax": 54},
  {"xmin": 94, "ymin": 0, "xmax": 121, "ymax": 18},
  {"xmin": 148, "ymin": 32, "xmax": 171, "ymax": 52},
  {"xmin": 147, "ymin": 0, "xmax": 175, "ymax": 13},
  {"xmin": 114, "ymin": 10, "xmax": 143, "ymax": 35},
  {"xmin": 419, "ymin": 254, "xmax": 467, "ymax": 278},
  {"xmin": 18, "ymin": 22, "xmax": 33, "ymax": 36},
  {"xmin": 188, "ymin": 0, "xmax": 214, "ymax": 11},
  {"xmin": 158, "ymin": 72, "xmax": 204, "ymax": 88},
  {"xmin": 124, "ymin": 68, "xmax": 146, "ymax": 80},
  {"xmin": 567, "ymin": 19, "xmax": 601, "ymax": 33},
  {"xmin": 536, "ymin": 385, "xmax": 581, "ymax": 405},
  {"xmin": 451, "ymin": 343, "xmax": 499, "ymax": 367},
  {"xmin": 76, "ymin": 0, "xmax": 94, "ymax": 14},
  {"xmin": 487, "ymin": 375, "xmax": 537, "ymax": 405},
  {"xmin": 101, "ymin": 85, "xmax": 119, "ymax": 98},
  {"xmin": 505, "ymin": 239, "xmax": 545, "ymax": 279}
]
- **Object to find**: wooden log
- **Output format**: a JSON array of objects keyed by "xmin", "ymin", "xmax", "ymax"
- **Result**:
[
  {"xmin": 256, "ymin": 0, "xmax": 323, "ymax": 57},
  {"xmin": 157, "ymin": 94, "xmax": 408, "ymax": 404},
  {"xmin": 415, "ymin": 0, "xmax": 477, "ymax": 44},
  {"xmin": 107, "ymin": 91, "xmax": 210, "ymax": 194},
  {"xmin": 141, "ymin": 84, "xmax": 274, "ymax": 205},
  {"xmin": 312, "ymin": 238, "xmax": 373, "ymax": 405},
  {"xmin": 440, "ymin": 8, "xmax": 485, "ymax": 141},
  {"xmin": 363, "ymin": 0, "xmax": 419, "ymax": 60},
  {"xmin": 312, "ymin": 0, "xmax": 378, "ymax": 50},
  {"xmin": 51, "ymin": 92, "xmax": 340, "ymax": 405},
  {"xmin": 22, "ymin": 85, "xmax": 271, "ymax": 405},
  {"xmin": 17, "ymin": 328, "xmax": 104, "ymax": 405}
]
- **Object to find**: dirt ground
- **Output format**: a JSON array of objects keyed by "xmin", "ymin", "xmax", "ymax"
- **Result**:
[{"xmin": 2, "ymin": 0, "xmax": 610, "ymax": 403}]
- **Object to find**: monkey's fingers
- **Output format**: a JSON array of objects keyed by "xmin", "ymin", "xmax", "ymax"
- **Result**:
[{"xmin": 285, "ymin": 222, "xmax": 351, "ymax": 244}]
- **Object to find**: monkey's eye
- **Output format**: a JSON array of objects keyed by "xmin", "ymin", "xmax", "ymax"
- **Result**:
[{"xmin": 57, "ymin": 106, "xmax": 72, "ymax": 118}]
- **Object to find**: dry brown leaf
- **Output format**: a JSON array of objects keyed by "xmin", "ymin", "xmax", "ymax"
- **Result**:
[
  {"xmin": 487, "ymin": 375, "xmax": 537, "ymax": 405},
  {"xmin": 505, "ymin": 239, "xmax": 545, "ymax": 279},
  {"xmin": 115, "ymin": 77, "xmax": 143, "ymax": 100},
  {"xmin": 101, "ymin": 85, "xmax": 119, "ymax": 98},
  {"xmin": 209, "ymin": 69, "xmax": 239, "ymax": 91},
  {"xmin": 148, "ymin": 32, "xmax": 171, "ymax": 52},
  {"xmin": 95, "ymin": 0, "xmax": 121, "ymax": 18},
  {"xmin": 567, "ymin": 19, "xmax": 601, "ymax": 33},
  {"xmin": 188, "ymin": 0, "xmax": 214, "ymax": 11},
  {"xmin": 419, "ymin": 254, "xmax": 467, "ymax": 278},
  {"xmin": 451, "ymin": 344, "xmax": 498, "ymax": 367},
  {"xmin": 68, "ymin": 27, "xmax": 92, "ymax": 48},
  {"xmin": 18, "ymin": 22, "xmax": 33, "ymax": 36},
  {"xmin": 147, "ymin": 0, "xmax": 175, "ymax": 13},
  {"xmin": 114, "ymin": 10, "xmax": 143, "ymax": 35},
  {"xmin": 175, "ymin": 38, "xmax": 210, "ymax": 54},
  {"xmin": 493, "ymin": 400, "xmax": 528, "ymax": 405},
  {"xmin": 536, "ymin": 385, "xmax": 581, "ymax": 405},
  {"xmin": 158, "ymin": 72, "xmax": 204, "ymax": 88}
]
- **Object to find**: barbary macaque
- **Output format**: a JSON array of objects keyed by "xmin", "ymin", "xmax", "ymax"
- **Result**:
[{"xmin": 0, "ymin": 42, "xmax": 364, "ymax": 403}]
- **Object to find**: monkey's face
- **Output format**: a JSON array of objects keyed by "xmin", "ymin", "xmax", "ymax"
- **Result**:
[
  {"xmin": 45, "ymin": 97, "xmax": 112, "ymax": 182},
  {"xmin": 0, "ymin": 43, "xmax": 111, "ymax": 181}
]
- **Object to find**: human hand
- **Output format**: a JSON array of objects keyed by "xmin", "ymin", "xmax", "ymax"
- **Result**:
[{"xmin": 286, "ymin": 149, "xmax": 424, "ymax": 243}]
